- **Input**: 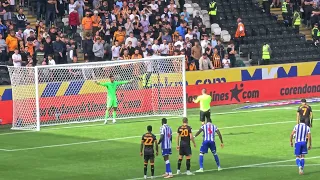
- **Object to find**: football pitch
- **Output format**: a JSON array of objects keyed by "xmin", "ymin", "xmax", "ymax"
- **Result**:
[{"xmin": 0, "ymin": 103, "xmax": 320, "ymax": 180}]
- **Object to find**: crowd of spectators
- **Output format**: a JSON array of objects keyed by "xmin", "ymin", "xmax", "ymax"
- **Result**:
[{"xmin": 0, "ymin": 0, "xmax": 241, "ymax": 71}]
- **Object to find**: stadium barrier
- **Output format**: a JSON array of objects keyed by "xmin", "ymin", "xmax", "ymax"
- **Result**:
[{"xmin": 1, "ymin": 75, "xmax": 320, "ymax": 124}]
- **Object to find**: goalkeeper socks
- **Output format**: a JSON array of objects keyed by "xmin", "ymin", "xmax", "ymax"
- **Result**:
[
  {"xmin": 151, "ymin": 164, "xmax": 154, "ymax": 176},
  {"xmin": 105, "ymin": 110, "xmax": 109, "ymax": 120},
  {"xmin": 144, "ymin": 164, "xmax": 147, "ymax": 175},
  {"xmin": 199, "ymin": 153, "xmax": 204, "ymax": 169},
  {"xmin": 165, "ymin": 160, "xmax": 172, "ymax": 174},
  {"xmin": 296, "ymin": 158, "xmax": 301, "ymax": 167},
  {"xmin": 177, "ymin": 159, "xmax": 182, "ymax": 170},
  {"xmin": 112, "ymin": 111, "xmax": 116, "ymax": 119},
  {"xmin": 214, "ymin": 154, "xmax": 220, "ymax": 167},
  {"xmin": 186, "ymin": 159, "xmax": 191, "ymax": 171},
  {"xmin": 300, "ymin": 158, "xmax": 305, "ymax": 168}
]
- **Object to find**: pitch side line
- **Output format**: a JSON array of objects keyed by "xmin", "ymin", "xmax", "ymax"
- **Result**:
[
  {"xmin": 1, "ymin": 119, "xmax": 319, "ymax": 152},
  {"xmin": 252, "ymin": 164, "xmax": 320, "ymax": 168},
  {"xmin": 125, "ymin": 156, "xmax": 320, "ymax": 180},
  {"xmin": 0, "ymin": 106, "xmax": 294, "ymax": 136}
]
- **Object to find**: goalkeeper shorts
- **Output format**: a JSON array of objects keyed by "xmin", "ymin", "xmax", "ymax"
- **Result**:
[{"xmin": 107, "ymin": 98, "xmax": 118, "ymax": 108}]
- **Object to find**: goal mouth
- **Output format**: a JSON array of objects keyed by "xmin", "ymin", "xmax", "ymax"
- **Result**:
[{"xmin": 8, "ymin": 56, "xmax": 187, "ymax": 131}]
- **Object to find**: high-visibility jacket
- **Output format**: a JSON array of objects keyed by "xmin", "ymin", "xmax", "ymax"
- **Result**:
[
  {"xmin": 312, "ymin": 27, "xmax": 320, "ymax": 37},
  {"xmin": 282, "ymin": 2, "xmax": 288, "ymax": 13},
  {"xmin": 142, "ymin": 73, "xmax": 152, "ymax": 88},
  {"xmin": 209, "ymin": 1, "xmax": 217, "ymax": 16},
  {"xmin": 262, "ymin": 44, "xmax": 270, "ymax": 60},
  {"xmin": 293, "ymin": 12, "xmax": 301, "ymax": 26},
  {"xmin": 235, "ymin": 22, "xmax": 245, "ymax": 38}
]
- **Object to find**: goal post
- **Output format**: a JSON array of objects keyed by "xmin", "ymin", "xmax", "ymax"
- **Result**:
[{"xmin": 8, "ymin": 55, "xmax": 187, "ymax": 131}]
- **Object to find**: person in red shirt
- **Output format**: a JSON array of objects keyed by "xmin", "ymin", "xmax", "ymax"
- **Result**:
[{"xmin": 69, "ymin": 9, "xmax": 80, "ymax": 35}]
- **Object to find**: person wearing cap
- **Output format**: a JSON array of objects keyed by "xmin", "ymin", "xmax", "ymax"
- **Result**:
[
  {"xmin": 92, "ymin": 10, "xmax": 101, "ymax": 35},
  {"xmin": 297, "ymin": 99, "xmax": 313, "ymax": 127}
]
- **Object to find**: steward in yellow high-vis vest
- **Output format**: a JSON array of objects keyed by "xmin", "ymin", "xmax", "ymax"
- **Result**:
[
  {"xmin": 282, "ymin": 0, "xmax": 291, "ymax": 25},
  {"xmin": 262, "ymin": 43, "xmax": 271, "ymax": 65},
  {"xmin": 312, "ymin": 24, "xmax": 320, "ymax": 41},
  {"xmin": 293, "ymin": 11, "xmax": 301, "ymax": 34},
  {"xmin": 209, "ymin": 1, "xmax": 217, "ymax": 24}
]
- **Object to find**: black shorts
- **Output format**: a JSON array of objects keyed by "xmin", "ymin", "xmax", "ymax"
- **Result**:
[
  {"xmin": 200, "ymin": 110, "xmax": 211, "ymax": 122},
  {"xmin": 179, "ymin": 145, "xmax": 192, "ymax": 156},
  {"xmin": 144, "ymin": 154, "xmax": 155, "ymax": 162},
  {"xmin": 300, "ymin": 117, "xmax": 311, "ymax": 127}
]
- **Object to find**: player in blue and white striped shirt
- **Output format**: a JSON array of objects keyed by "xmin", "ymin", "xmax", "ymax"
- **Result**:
[
  {"xmin": 290, "ymin": 118, "xmax": 312, "ymax": 175},
  {"xmin": 158, "ymin": 118, "xmax": 173, "ymax": 178},
  {"xmin": 194, "ymin": 119, "xmax": 224, "ymax": 172}
]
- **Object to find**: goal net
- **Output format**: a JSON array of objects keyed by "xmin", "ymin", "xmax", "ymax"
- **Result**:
[{"xmin": 8, "ymin": 55, "xmax": 187, "ymax": 131}]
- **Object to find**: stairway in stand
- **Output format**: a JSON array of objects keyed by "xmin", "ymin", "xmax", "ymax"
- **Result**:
[{"xmin": 271, "ymin": 8, "xmax": 312, "ymax": 40}]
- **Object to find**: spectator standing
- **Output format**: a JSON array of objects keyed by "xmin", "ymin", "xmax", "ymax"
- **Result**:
[
  {"xmin": 46, "ymin": 0, "xmax": 58, "ymax": 27},
  {"xmin": 0, "ymin": 3, "xmax": 5, "ymax": 21},
  {"xmin": 113, "ymin": 26, "xmax": 125, "ymax": 45},
  {"xmin": 6, "ymin": 30, "xmax": 18, "ymax": 60},
  {"xmin": 293, "ymin": 10, "xmax": 301, "ymax": 34},
  {"xmin": 191, "ymin": 41, "xmax": 201, "ymax": 69},
  {"xmin": 200, "ymin": 35, "xmax": 209, "ymax": 53},
  {"xmin": 208, "ymin": 0, "xmax": 217, "ymax": 24},
  {"xmin": 125, "ymin": 32, "xmax": 138, "ymax": 47},
  {"xmin": 282, "ymin": 0, "xmax": 291, "ymax": 26},
  {"xmin": 227, "ymin": 41, "xmax": 237, "ymax": 68},
  {"xmin": 2, "ymin": 0, "xmax": 11, "ymax": 21},
  {"xmin": 44, "ymin": 36, "xmax": 54, "ymax": 59},
  {"xmin": 215, "ymin": 39, "xmax": 224, "ymax": 58},
  {"xmin": 124, "ymin": 19, "xmax": 134, "ymax": 36},
  {"xmin": 82, "ymin": 34, "xmax": 94, "ymax": 61},
  {"xmin": 16, "ymin": 8, "xmax": 28, "ymax": 30},
  {"xmin": 92, "ymin": 10, "xmax": 101, "ymax": 35},
  {"xmin": 68, "ymin": 0, "xmax": 79, "ymax": 14},
  {"xmin": 199, "ymin": 53, "xmax": 214, "ymax": 70},
  {"xmin": 159, "ymin": 39, "xmax": 169, "ymax": 56},
  {"xmin": 304, "ymin": 0, "xmax": 313, "ymax": 27},
  {"xmin": 211, "ymin": 34, "xmax": 217, "ymax": 47},
  {"xmin": 92, "ymin": 37, "xmax": 104, "ymax": 61},
  {"xmin": 48, "ymin": 54, "xmax": 56, "ymax": 65},
  {"xmin": 111, "ymin": 40, "xmax": 120, "ymax": 60},
  {"xmin": 12, "ymin": 49, "xmax": 22, "ymax": 67},
  {"xmin": 261, "ymin": 43, "xmax": 271, "ymax": 65},
  {"xmin": 222, "ymin": 54, "xmax": 231, "ymax": 68},
  {"xmin": 235, "ymin": 18, "xmax": 245, "ymax": 51},
  {"xmin": 103, "ymin": 40, "xmax": 112, "ymax": 60},
  {"xmin": 0, "ymin": 34, "xmax": 7, "ymax": 62},
  {"xmin": 82, "ymin": 12, "xmax": 93, "ymax": 37},
  {"xmin": 262, "ymin": 0, "xmax": 270, "ymax": 15},
  {"xmin": 175, "ymin": 21, "xmax": 186, "ymax": 39},
  {"xmin": 53, "ymin": 36, "xmax": 64, "ymax": 64},
  {"xmin": 212, "ymin": 48, "xmax": 221, "ymax": 69},
  {"xmin": 180, "ymin": 8, "xmax": 190, "ymax": 22},
  {"xmin": 34, "ymin": 44, "xmax": 46, "ymax": 65},
  {"xmin": 69, "ymin": 9, "xmax": 80, "ymax": 35}
]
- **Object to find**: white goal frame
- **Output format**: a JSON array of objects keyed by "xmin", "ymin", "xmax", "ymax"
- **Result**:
[{"xmin": 9, "ymin": 55, "xmax": 187, "ymax": 131}]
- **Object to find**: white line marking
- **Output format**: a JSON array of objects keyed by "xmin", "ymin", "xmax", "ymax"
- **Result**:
[
  {"xmin": 0, "ymin": 106, "xmax": 294, "ymax": 136},
  {"xmin": 252, "ymin": 164, "xmax": 320, "ymax": 168},
  {"xmin": 1, "ymin": 118, "xmax": 318, "ymax": 152},
  {"xmin": 125, "ymin": 156, "xmax": 320, "ymax": 180},
  {"xmin": 0, "ymin": 148, "xmax": 11, "ymax": 152}
]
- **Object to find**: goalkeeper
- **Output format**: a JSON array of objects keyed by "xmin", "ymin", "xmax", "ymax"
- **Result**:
[{"xmin": 95, "ymin": 75, "xmax": 132, "ymax": 124}]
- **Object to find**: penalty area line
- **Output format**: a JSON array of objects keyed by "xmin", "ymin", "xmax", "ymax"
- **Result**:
[
  {"xmin": 125, "ymin": 156, "xmax": 320, "ymax": 180},
  {"xmin": 2, "ymin": 119, "xmax": 319, "ymax": 152},
  {"xmin": 0, "ymin": 106, "xmax": 294, "ymax": 136}
]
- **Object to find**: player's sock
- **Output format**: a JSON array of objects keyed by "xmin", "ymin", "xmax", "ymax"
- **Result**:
[
  {"xmin": 151, "ymin": 164, "xmax": 155, "ymax": 176},
  {"xmin": 186, "ymin": 159, "xmax": 191, "ymax": 171},
  {"xmin": 105, "ymin": 111, "xmax": 109, "ymax": 121},
  {"xmin": 144, "ymin": 164, "xmax": 148, "ymax": 176},
  {"xmin": 300, "ymin": 158, "xmax": 305, "ymax": 168},
  {"xmin": 199, "ymin": 153, "xmax": 204, "ymax": 169},
  {"xmin": 165, "ymin": 160, "xmax": 172, "ymax": 174},
  {"xmin": 112, "ymin": 111, "xmax": 116, "ymax": 122},
  {"xmin": 177, "ymin": 159, "xmax": 182, "ymax": 170},
  {"xmin": 214, "ymin": 153, "xmax": 220, "ymax": 167},
  {"xmin": 296, "ymin": 158, "xmax": 301, "ymax": 167}
]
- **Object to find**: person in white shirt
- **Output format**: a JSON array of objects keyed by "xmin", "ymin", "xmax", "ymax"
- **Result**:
[
  {"xmin": 68, "ymin": 0, "xmax": 80, "ymax": 14},
  {"xmin": 23, "ymin": 25, "xmax": 33, "ymax": 42},
  {"xmin": 12, "ymin": 49, "xmax": 22, "ymax": 67},
  {"xmin": 222, "ymin": 54, "xmax": 231, "ymax": 68},
  {"xmin": 149, "ymin": 0, "xmax": 158, "ymax": 11},
  {"xmin": 174, "ymin": 35, "xmax": 184, "ymax": 50},
  {"xmin": 111, "ymin": 40, "xmax": 121, "ymax": 60},
  {"xmin": 124, "ymin": 19, "xmax": 134, "ymax": 36},
  {"xmin": 185, "ymin": 28, "xmax": 193, "ymax": 40},
  {"xmin": 152, "ymin": 39, "xmax": 160, "ymax": 54},
  {"xmin": 200, "ymin": 35, "xmax": 209, "ymax": 53},
  {"xmin": 199, "ymin": 53, "xmax": 214, "ymax": 70},
  {"xmin": 47, "ymin": 55, "xmax": 56, "ymax": 65},
  {"xmin": 159, "ymin": 40, "xmax": 169, "ymax": 56},
  {"xmin": 125, "ymin": 32, "xmax": 138, "ymax": 47}
]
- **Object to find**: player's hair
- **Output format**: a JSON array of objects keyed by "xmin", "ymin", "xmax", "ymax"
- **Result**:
[
  {"xmin": 300, "ymin": 117, "xmax": 306, "ymax": 123},
  {"xmin": 162, "ymin": 118, "xmax": 167, "ymax": 124},
  {"xmin": 182, "ymin": 117, "xmax": 188, "ymax": 123},
  {"xmin": 109, "ymin": 75, "xmax": 114, "ymax": 78},
  {"xmin": 147, "ymin": 125, "xmax": 152, "ymax": 132},
  {"xmin": 207, "ymin": 118, "xmax": 212, "ymax": 123},
  {"xmin": 301, "ymin": 99, "xmax": 307, "ymax": 103},
  {"xmin": 202, "ymin": 88, "xmax": 207, "ymax": 93}
]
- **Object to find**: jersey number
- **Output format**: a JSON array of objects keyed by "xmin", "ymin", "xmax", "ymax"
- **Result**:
[
  {"xmin": 180, "ymin": 129, "xmax": 189, "ymax": 137},
  {"xmin": 302, "ymin": 108, "xmax": 307, "ymax": 116},
  {"xmin": 144, "ymin": 137, "xmax": 153, "ymax": 145}
]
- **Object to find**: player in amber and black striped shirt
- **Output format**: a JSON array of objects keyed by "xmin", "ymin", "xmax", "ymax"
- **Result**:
[
  {"xmin": 140, "ymin": 125, "xmax": 158, "ymax": 179},
  {"xmin": 176, "ymin": 117, "xmax": 196, "ymax": 176},
  {"xmin": 297, "ymin": 99, "xmax": 313, "ymax": 127}
]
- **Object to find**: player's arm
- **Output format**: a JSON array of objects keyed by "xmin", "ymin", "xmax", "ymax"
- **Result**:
[
  {"xmin": 176, "ymin": 132, "xmax": 181, "ymax": 150},
  {"xmin": 290, "ymin": 129, "xmax": 296, "ymax": 147},
  {"xmin": 216, "ymin": 129, "xmax": 224, "ymax": 148},
  {"xmin": 155, "ymin": 140, "xmax": 159, "ymax": 156},
  {"xmin": 95, "ymin": 81, "xmax": 108, "ymax": 87},
  {"xmin": 308, "ymin": 132, "xmax": 312, "ymax": 150},
  {"xmin": 296, "ymin": 107, "xmax": 300, "ymax": 124},
  {"xmin": 140, "ymin": 136, "xmax": 144, "ymax": 156},
  {"xmin": 193, "ymin": 128, "xmax": 203, "ymax": 138},
  {"xmin": 310, "ymin": 106, "xmax": 313, "ymax": 127},
  {"xmin": 193, "ymin": 96, "xmax": 201, "ymax": 103},
  {"xmin": 158, "ymin": 134, "xmax": 164, "ymax": 144},
  {"xmin": 189, "ymin": 132, "xmax": 196, "ymax": 148}
]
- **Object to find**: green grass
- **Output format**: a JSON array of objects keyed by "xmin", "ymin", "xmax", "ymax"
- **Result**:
[{"xmin": 0, "ymin": 103, "xmax": 320, "ymax": 180}]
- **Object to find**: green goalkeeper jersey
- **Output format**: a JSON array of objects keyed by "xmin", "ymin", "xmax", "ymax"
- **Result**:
[{"xmin": 99, "ymin": 81, "xmax": 129, "ymax": 98}]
